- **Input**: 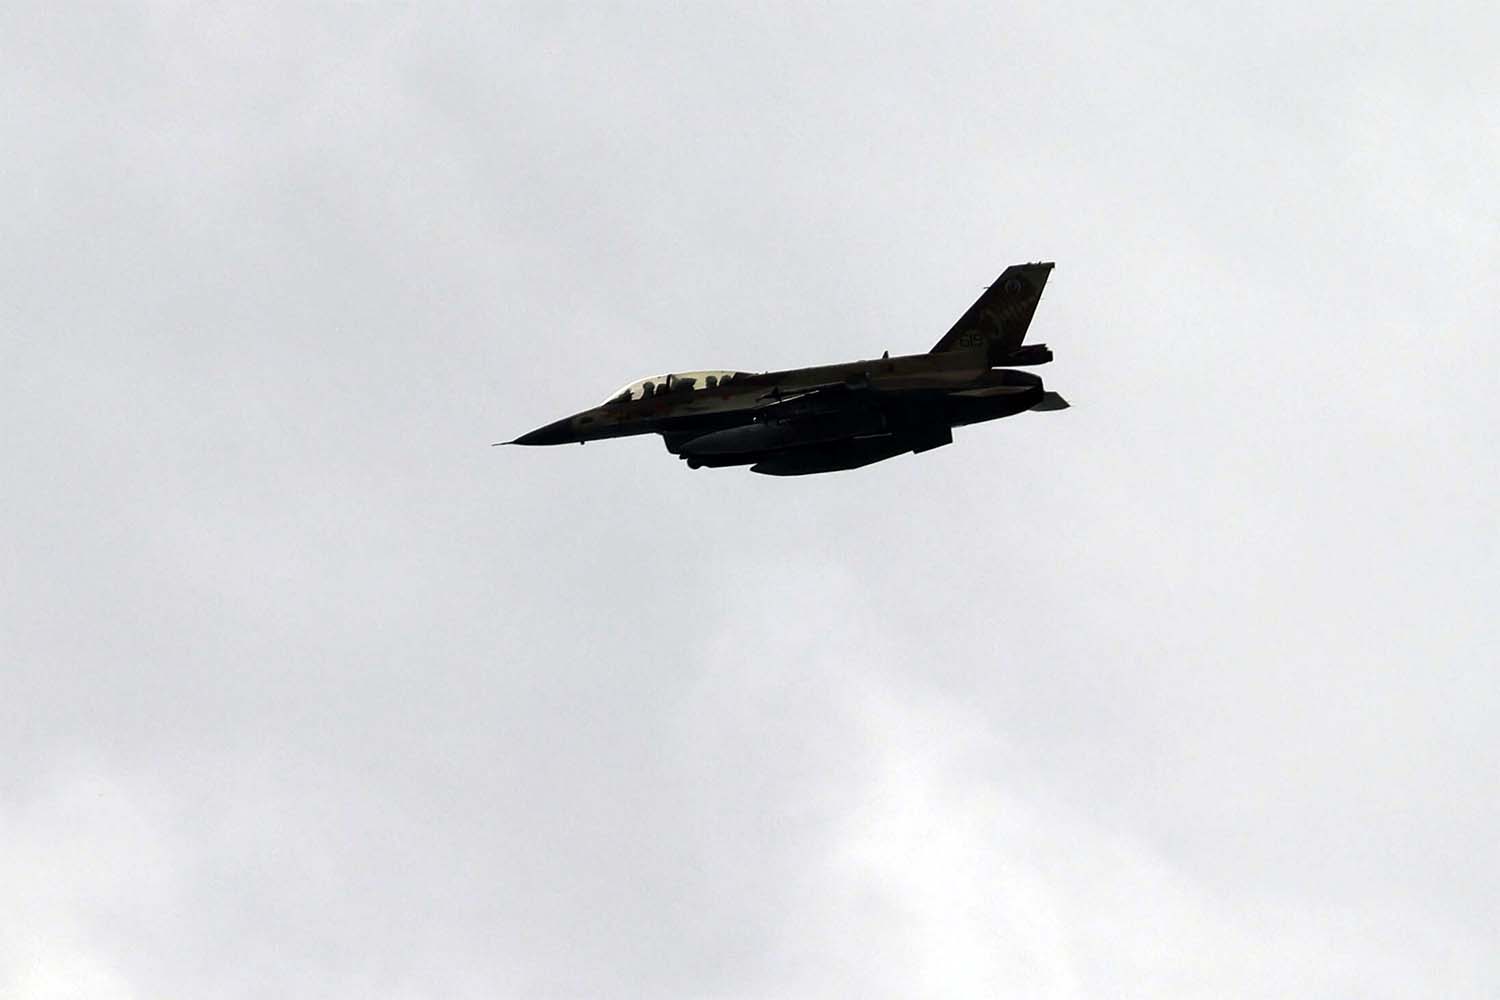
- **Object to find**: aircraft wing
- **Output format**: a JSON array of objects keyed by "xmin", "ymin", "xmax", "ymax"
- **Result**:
[
  {"xmin": 752, "ymin": 380, "xmax": 869, "ymax": 407},
  {"xmin": 756, "ymin": 372, "xmax": 971, "ymax": 408}
]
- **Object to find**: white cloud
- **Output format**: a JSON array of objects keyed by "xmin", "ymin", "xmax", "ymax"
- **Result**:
[
  {"xmin": 1, "ymin": 773, "xmax": 181, "ymax": 1000},
  {"xmin": 772, "ymin": 672, "xmax": 1494, "ymax": 998}
]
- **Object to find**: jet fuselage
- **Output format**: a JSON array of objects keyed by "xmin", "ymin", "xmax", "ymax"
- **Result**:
[{"xmin": 505, "ymin": 261, "xmax": 1067, "ymax": 475}]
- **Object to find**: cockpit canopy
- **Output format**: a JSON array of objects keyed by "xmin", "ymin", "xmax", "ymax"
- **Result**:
[{"xmin": 603, "ymin": 370, "xmax": 750, "ymax": 404}]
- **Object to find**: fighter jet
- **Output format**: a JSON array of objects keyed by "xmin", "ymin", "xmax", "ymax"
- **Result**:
[{"xmin": 503, "ymin": 261, "xmax": 1068, "ymax": 476}]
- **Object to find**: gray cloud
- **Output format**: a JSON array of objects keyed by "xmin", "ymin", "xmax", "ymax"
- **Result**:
[{"xmin": 3, "ymin": 3, "xmax": 1496, "ymax": 997}]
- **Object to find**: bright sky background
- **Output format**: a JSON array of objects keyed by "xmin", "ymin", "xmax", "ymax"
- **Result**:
[{"xmin": 3, "ymin": 4, "xmax": 1497, "ymax": 997}]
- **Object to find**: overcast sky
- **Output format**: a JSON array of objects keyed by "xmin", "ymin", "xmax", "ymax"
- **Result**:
[{"xmin": 3, "ymin": 3, "xmax": 1497, "ymax": 997}]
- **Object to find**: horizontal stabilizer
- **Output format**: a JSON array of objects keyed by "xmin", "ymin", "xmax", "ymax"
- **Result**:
[{"xmin": 1030, "ymin": 392, "xmax": 1069, "ymax": 411}]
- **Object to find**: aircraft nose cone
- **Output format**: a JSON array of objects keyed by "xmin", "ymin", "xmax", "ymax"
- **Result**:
[{"xmin": 511, "ymin": 418, "xmax": 576, "ymax": 446}]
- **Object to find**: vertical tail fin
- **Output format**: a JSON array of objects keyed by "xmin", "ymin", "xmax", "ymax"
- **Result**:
[{"xmin": 930, "ymin": 262, "xmax": 1054, "ymax": 362}]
